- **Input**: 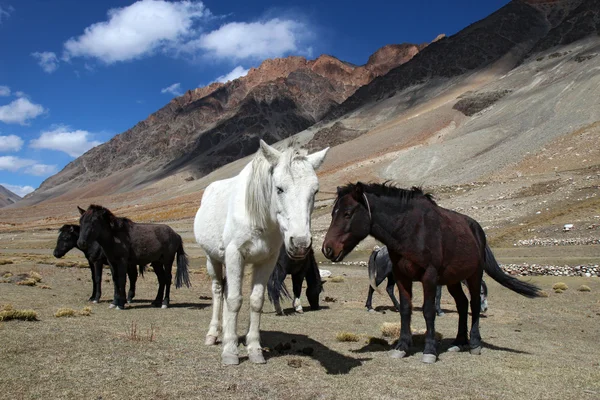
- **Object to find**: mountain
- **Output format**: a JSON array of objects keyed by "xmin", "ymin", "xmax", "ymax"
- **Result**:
[
  {"xmin": 0, "ymin": 185, "xmax": 21, "ymax": 208},
  {"xmin": 30, "ymin": 43, "xmax": 423, "ymax": 202}
]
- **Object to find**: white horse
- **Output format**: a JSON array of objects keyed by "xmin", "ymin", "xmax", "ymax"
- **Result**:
[{"xmin": 194, "ymin": 140, "xmax": 329, "ymax": 365}]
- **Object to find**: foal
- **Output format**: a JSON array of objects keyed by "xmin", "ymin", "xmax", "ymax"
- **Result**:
[{"xmin": 323, "ymin": 182, "xmax": 541, "ymax": 363}]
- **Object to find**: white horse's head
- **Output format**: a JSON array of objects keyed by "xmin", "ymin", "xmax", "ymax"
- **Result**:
[{"xmin": 247, "ymin": 140, "xmax": 329, "ymax": 260}]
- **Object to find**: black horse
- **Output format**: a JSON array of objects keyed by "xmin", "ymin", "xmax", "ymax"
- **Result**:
[
  {"xmin": 77, "ymin": 205, "xmax": 191, "ymax": 309},
  {"xmin": 323, "ymin": 183, "xmax": 542, "ymax": 364},
  {"xmin": 367, "ymin": 245, "xmax": 489, "ymax": 315},
  {"xmin": 267, "ymin": 245, "xmax": 323, "ymax": 315}
]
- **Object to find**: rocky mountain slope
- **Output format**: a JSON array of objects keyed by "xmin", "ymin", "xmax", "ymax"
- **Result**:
[
  {"xmin": 30, "ymin": 44, "xmax": 422, "ymax": 201},
  {"xmin": 0, "ymin": 185, "xmax": 21, "ymax": 208}
]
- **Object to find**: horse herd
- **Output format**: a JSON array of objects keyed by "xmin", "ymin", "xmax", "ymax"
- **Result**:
[{"xmin": 53, "ymin": 140, "xmax": 542, "ymax": 366}]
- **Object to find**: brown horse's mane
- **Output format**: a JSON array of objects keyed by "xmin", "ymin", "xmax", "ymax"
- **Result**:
[
  {"xmin": 87, "ymin": 204, "xmax": 132, "ymax": 230},
  {"xmin": 338, "ymin": 182, "xmax": 436, "ymax": 205}
]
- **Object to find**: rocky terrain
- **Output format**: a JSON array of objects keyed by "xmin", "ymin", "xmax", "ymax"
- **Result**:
[{"xmin": 0, "ymin": 185, "xmax": 20, "ymax": 208}]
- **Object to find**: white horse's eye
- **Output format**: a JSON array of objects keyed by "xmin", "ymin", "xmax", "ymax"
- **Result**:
[{"xmin": 276, "ymin": 187, "xmax": 284, "ymax": 194}]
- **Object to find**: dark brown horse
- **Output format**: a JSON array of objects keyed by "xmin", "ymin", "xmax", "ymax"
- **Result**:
[
  {"xmin": 322, "ymin": 182, "xmax": 542, "ymax": 364},
  {"xmin": 77, "ymin": 205, "xmax": 191, "ymax": 309}
]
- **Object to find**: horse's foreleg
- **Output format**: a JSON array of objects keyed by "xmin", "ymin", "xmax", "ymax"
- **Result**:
[
  {"xmin": 92, "ymin": 261, "xmax": 103, "ymax": 303},
  {"xmin": 421, "ymin": 268, "xmax": 439, "ymax": 363},
  {"xmin": 205, "ymin": 257, "xmax": 224, "ymax": 345},
  {"xmin": 246, "ymin": 258, "xmax": 275, "ymax": 364},
  {"xmin": 126, "ymin": 264, "xmax": 137, "ymax": 304},
  {"xmin": 385, "ymin": 276, "xmax": 401, "ymax": 312},
  {"xmin": 466, "ymin": 273, "xmax": 483, "ymax": 355},
  {"xmin": 480, "ymin": 280, "xmax": 488, "ymax": 313},
  {"xmin": 109, "ymin": 262, "xmax": 118, "ymax": 309},
  {"xmin": 447, "ymin": 283, "xmax": 469, "ymax": 351},
  {"xmin": 151, "ymin": 262, "xmax": 165, "ymax": 307},
  {"xmin": 435, "ymin": 286, "xmax": 444, "ymax": 316},
  {"xmin": 222, "ymin": 247, "xmax": 244, "ymax": 365},
  {"xmin": 390, "ymin": 276, "xmax": 412, "ymax": 359},
  {"xmin": 115, "ymin": 262, "xmax": 128, "ymax": 310},
  {"xmin": 291, "ymin": 272, "xmax": 304, "ymax": 313},
  {"xmin": 88, "ymin": 261, "xmax": 97, "ymax": 302}
]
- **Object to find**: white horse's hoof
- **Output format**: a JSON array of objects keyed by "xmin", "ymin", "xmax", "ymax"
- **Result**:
[
  {"xmin": 422, "ymin": 354, "xmax": 437, "ymax": 364},
  {"xmin": 388, "ymin": 349, "xmax": 406, "ymax": 359},
  {"xmin": 295, "ymin": 307, "xmax": 304, "ymax": 314},
  {"xmin": 222, "ymin": 352, "xmax": 239, "ymax": 365},
  {"xmin": 92, "ymin": 300, "xmax": 98, "ymax": 304},
  {"xmin": 248, "ymin": 351, "xmax": 266, "ymax": 364},
  {"xmin": 115, "ymin": 306, "xmax": 125, "ymax": 311},
  {"xmin": 161, "ymin": 305, "xmax": 168, "ymax": 309},
  {"xmin": 367, "ymin": 308, "xmax": 376, "ymax": 313},
  {"xmin": 205, "ymin": 335, "xmax": 218, "ymax": 346},
  {"xmin": 448, "ymin": 346, "xmax": 463, "ymax": 352},
  {"xmin": 470, "ymin": 346, "xmax": 482, "ymax": 355},
  {"xmin": 109, "ymin": 303, "xmax": 116, "ymax": 309}
]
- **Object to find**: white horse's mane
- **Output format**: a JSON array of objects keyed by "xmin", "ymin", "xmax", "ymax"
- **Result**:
[{"xmin": 245, "ymin": 143, "xmax": 308, "ymax": 228}]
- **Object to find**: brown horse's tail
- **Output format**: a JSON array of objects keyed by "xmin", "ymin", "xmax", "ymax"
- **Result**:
[
  {"xmin": 483, "ymin": 245, "xmax": 542, "ymax": 298},
  {"xmin": 175, "ymin": 240, "xmax": 191, "ymax": 289}
]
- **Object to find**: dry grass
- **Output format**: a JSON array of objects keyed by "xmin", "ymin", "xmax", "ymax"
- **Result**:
[
  {"xmin": 335, "ymin": 332, "xmax": 360, "ymax": 342},
  {"xmin": 553, "ymin": 282, "xmax": 569, "ymax": 291},
  {"xmin": 381, "ymin": 322, "xmax": 443, "ymax": 341},
  {"xmin": 0, "ymin": 304, "xmax": 38, "ymax": 321},
  {"xmin": 0, "ymin": 259, "xmax": 13, "ymax": 265},
  {"xmin": 55, "ymin": 308, "xmax": 76, "ymax": 318},
  {"xmin": 16, "ymin": 278, "xmax": 37, "ymax": 286},
  {"xmin": 578, "ymin": 285, "xmax": 591, "ymax": 292},
  {"xmin": 2, "ymin": 272, "xmax": 13, "ymax": 278},
  {"xmin": 124, "ymin": 321, "xmax": 156, "ymax": 342},
  {"xmin": 29, "ymin": 271, "xmax": 42, "ymax": 282},
  {"xmin": 539, "ymin": 290, "xmax": 549, "ymax": 297},
  {"xmin": 54, "ymin": 260, "xmax": 88, "ymax": 268},
  {"xmin": 39, "ymin": 285, "xmax": 52, "ymax": 290},
  {"xmin": 330, "ymin": 276, "xmax": 345, "ymax": 283},
  {"xmin": 554, "ymin": 288, "xmax": 565, "ymax": 294}
]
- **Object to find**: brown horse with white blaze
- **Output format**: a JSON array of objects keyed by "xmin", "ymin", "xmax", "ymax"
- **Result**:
[{"xmin": 322, "ymin": 182, "xmax": 542, "ymax": 364}]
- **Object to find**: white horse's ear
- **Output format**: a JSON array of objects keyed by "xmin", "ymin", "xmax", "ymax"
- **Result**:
[
  {"xmin": 258, "ymin": 139, "xmax": 281, "ymax": 166},
  {"xmin": 307, "ymin": 147, "xmax": 329, "ymax": 170}
]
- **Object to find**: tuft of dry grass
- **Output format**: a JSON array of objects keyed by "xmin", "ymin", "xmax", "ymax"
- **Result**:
[
  {"xmin": 538, "ymin": 290, "xmax": 549, "ymax": 297},
  {"xmin": 16, "ymin": 278, "xmax": 37, "ymax": 286},
  {"xmin": 54, "ymin": 260, "xmax": 87, "ymax": 269},
  {"xmin": 554, "ymin": 288, "xmax": 564, "ymax": 294},
  {"xmin": 330, "ymin": 276, "xmax": 344, "ymax": 283},
  {"xmin": 80, "ymin": 306, "xmax": 92, "ymax": 316},
  {"xmin": 55, "ymin": 308, "xmax": 76, "ymax": 318},
  {"xmin": 336, "ymin": 332, "xmax": 360, "ymax": 342},
  {"xmin": 2, "ymin": 272, "xmax": 13, "ymax": 278},
  {"xmin": 553, "ymin": 282, "xmax": 568, "ymax": 291},
  {"xmin": 39, "ymin": 285, "xmax": 52, "ymax": 290},
  {"xmin": 0, "ymin": 304, "xmax": 38, "ymax": 321},
  {"xmin": 578, "ymin": 285, "xmax": 591, "ymax": 292},
  {"xmin": 125, "ymin": 321, "xmax": 156, "ymax": 342},
  {"xmin": 29, "ymin": 271, "xmax": 42, "ymax": 282},
  {"xmin": 0, "ymin": 259, "xmax": 13, "ymax": 265}
]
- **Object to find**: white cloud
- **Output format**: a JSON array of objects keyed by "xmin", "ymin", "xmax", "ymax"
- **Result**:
[
  {"xmin": 24, "ymin": 163, "xmax": 59, "ymax": 176},
  {"xmin": 161, "ymin": 82, "xmax": 183, "ymax": 96},
  {"xmin": 63, "ymin": 0, "xmax": 208, "ymax": 64},
  {"xmin": 0, "ymin": 86, "xmax": 9, "ymax": 96},
  {"xmin": 14, "ymin": 91, "xmax": 25, "ymax": 98},
  {"xmin": 30, "ymin": 126, "xmax": 102, "ymax": 157},
  {"xmin": 0, "ymin": 5, "xmax": 13, "ymax": 23},
  {"xmin": 0, "ymin": 183, "xmax": 35, "ymax": 197},
  {"xmin": 215, "ymin": 66, "xmax": 249, "ymax": 83},
  {"xmin": 31, "ymin": 51, "xmax": 59, "ymax": 73},
  {"xmin": 195, "ymin": 19, "xmax": 310, "ymax": 61},
  {"xmin": 0, "ymin": 135, "xmax": 24, "ymax": 152},
  {"xmin": 0, "ymin": 156, "xmax": 36, "ymax": 171},
  {"xmin": 0, "ymin": 98, "xmax": 46, "ymax": 125}
]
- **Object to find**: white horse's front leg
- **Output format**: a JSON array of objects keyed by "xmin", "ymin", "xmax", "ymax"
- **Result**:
[
  {"xmin": 246, "ymin": 256, "xmax": 277, "ymax": 364},
  {"xmin": 222, "ymin": 246, "xmax": 244, "ymax": 365},
  {"xmin": 205, "ymin": 257, "xmax": 223, "ymax": 346}
]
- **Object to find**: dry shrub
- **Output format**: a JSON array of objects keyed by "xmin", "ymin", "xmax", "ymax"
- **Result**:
[
  {"xmin": 39, "ymin": 285, "xmax": 52, "ymax": 290},
  {"xmin": 16, "ymin": 278, "xmax": 37, "ymax": 286},
  {"xmin": 553, "ymin": 282, "xmax": 568, "ymax": 291},
  {"xmin": 80, "ymin": 306, "xmax": 92, "ymax": 316},
  {"xmin": 330, "ymin": 276, "xmax": 344, "ymax": 283},
  {"xmin": 578, "ymin": 285, "xmax": 591, "ymax": 292},
  {"xmin": 554, "ymin": 288, "xmax": 564, "ymax": 294},
  {"xmin": 55, "ymin": 308, "xmax": 76, "ymax": 318},
  {"xmin": 2, "ymin": 272, "xmax": 13, "ymax": 278},
  {"xmin": 0, "ymin": 259, "xmax": 13, "ymax": 265},
  {"xmin": 54, "ymin": 260, "xmax": 86, "ymax": 268},
  {"xmin": 0, "ymin": 304, "xmax": 38, "ymax": 321},
  {"xmin": 29, "ymin": 271, "xmax": 42, "ymax": 282},
  {"xmin": 336, "ymin": 332, "xmax": 360, "ymax": 342},
  {"xmin": 125, "ymin": 321, "xmax": 156, "ymax": 342}
]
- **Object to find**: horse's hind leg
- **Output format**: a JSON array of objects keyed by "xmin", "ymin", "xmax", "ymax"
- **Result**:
[
  {"xmin": 205, "ymin": 257, "xmax": 224, "ymax": 345},
  {"xmin": 480, "ymin": 280, "xmax": 488, "ymax": 313},
  {"xmin": 466, "ymin": 273, "xmax": 483, "ymax": 355},
  {"xmin": 88, "ymin": 261, "xmax": 97, "ymax": 302},
  {"xmin": 151, "ymin": 262, "xmax": 165, "ymax": 308},
  {"xmin": 291, "ymin": 271, "xmax": 304, "ymax": 313},
  {"xmin": 92, "ymin": 261, "xmax": 103, "ymax": 303},
  {"xmin": 435, "ymin": 286, "xmax": 444, "ymax": 316},
  {"xmin": 127, "ymin": 264, "xmax": 137, "ymax": 304},
  {"xmin": 161, "ymin": 256, "xmax": 174, "ymax": 309},
  {"xmin": 420, "ymin": 269, "xmax": 439, "ymax": 364},
  {"xmin": 385, "ymin": 276, "xmax": 401, "ymax": 312},
  {"xmin": 365, "ymin": 285, "xmax": 375, "ymax": 312},
  {"xmin": 246, "ymin": 256, "xmax": 277, "ymax": 364},
  {"xmin": 222, "ymin": 246, "xmax": 245, "ymax": 365},
  {"xmin": 447, "ymin": 283, "xmax": 469, "ymax": 352},
  {"xmin": 389, "ymin": 276, "xmax": 413, "ymax": 359}
]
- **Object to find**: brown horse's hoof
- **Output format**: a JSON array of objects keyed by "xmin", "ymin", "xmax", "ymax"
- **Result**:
[
  {"xmin": 248, "ymin": 351, "xmax": 266, "ymax": 364},
  {"xmin": 222, "ymin": 352, "xmax": 239, "ymax": 365},
  {"xmin": 388, "ymin": 349, "xmax": 406, "ymax": 359},
  {"xmin": 470, "ymin": 346, "xmax": 482, "ymax": 355},
  {"xmin": 421, "ymin": 354, "xmax": 437, "ymax": 364},
  {"xmin": 205, "ymin": 335, "xmax": 218, "ymax": 346}
]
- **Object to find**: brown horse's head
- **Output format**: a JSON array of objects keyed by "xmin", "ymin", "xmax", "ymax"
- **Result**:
[
  {"xmin": 77, "ymin": 205, "xmax": 125, "ymax": 250},
  {"xmin": 322, "ymin": 182, "xmax": 371, "ymax": 262}
]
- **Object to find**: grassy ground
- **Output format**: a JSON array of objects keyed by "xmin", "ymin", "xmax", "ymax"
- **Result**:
[{"xmin": 1, "ymin": 257, "xmax": 599, "ymax": 400}]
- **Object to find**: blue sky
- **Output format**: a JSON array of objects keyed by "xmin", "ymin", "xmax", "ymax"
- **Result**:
[{"xmin": 0, "ymin": 0, "xmax": 510, "ymax": 197}]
